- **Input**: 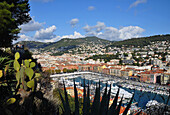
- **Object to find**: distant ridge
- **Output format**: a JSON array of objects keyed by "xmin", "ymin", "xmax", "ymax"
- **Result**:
[
  {"xmin": 108, "ymin": 34, "xmax": 170, "ymax": 47},
  {"xmin": 17, "ymin": 36, "xmax": 112, "ymax": 51},
  {"xmin": 17, "ymin": 34, "xmax": 170, "ymax": 50},
  {"xmin": 16, "ymin": 41, "xmax": 53, "ymax": 49}
]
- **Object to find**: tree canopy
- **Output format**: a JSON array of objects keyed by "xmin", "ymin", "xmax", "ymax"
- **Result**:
[{"xmin": 0, "ymin": 0, "xmax": 31, "ymax": 47}]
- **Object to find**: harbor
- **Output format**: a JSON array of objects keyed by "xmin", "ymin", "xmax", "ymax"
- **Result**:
[{"xmin": 51, "ymin": 72, "xmax": 170, "ymax": 109}]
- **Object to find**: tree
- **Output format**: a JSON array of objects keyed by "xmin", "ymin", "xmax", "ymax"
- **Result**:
[
  {"xmin": 63, "ymin": 68, "xmax": 67, "ymax": 73},
  {"xmin": 55, "ymin": 69, "xmax": 61, "ymax": 74},
  {"xmin": 52, "ymin": 69, "xmax": 55, "ymax": 74},
  {"xmin": 119, "ymin": 59, "xmax": 122, "ymax": 65},
  {"xmin": 0, "ymin": 0, "xmax": 31, "ymax": 47}
]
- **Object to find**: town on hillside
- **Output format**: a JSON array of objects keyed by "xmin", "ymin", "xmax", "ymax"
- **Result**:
[{"xmin": 27, "ymin": 40, "xmax": 170, "ymax": 86}]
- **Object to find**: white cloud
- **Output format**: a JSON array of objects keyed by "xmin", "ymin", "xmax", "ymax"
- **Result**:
[
  {"xmin": 70, "ymin": 18, "xmax": 79, "ymax": 27},
  {"xmin": 129, "ymin": 0, "xmax": 147, "ymax": 8},
  {"xmin": 13, "ymin": 34, "xmax": 32, "ymax": 44},
  {"xmin": 17, "ymin": 23, "xmax": 85, "ymax": 43},
  {"xmin": 88, "ymin": 6, "xmax": 95, "ymax": 11},
  {"xmin": 83, "ymin": 25, "xmax": 92, "ymax": 32},
  {"xmin": 119, "ymin": 26, "xmax": 145, "ymax": 40},
  {"xmin": 43, "ymin": 36, "xmax": 61, "ymax": 42},
  {"xmin": 34, "ymin": 25, "xmax": 57, "ymax": 40},
  {"xmin": 17, "ymin": 21, "xmax": 145, "ymax": 43},
  {"xmin": 62, "ymin": 31, "xmax": 85, "ymax": 39},
  {"xmin": 95, "ymin": 22, "xmax": 106, "ymax": 32},
  {"xmin": 37, "ymin": 31, "xmax": 84, "ymax": 42},
  {"xmin": 99, "ymin": 27, "xmax": 119, "ymax": 41},
  {"xmin": 19, "ymin": 34, "xmax": 32, "ymax": 41},
  {"xmin": 20, "ymin": 19, "xmax": 44, "ymax": 33},
  {"xmin": 83, "ymin": 23, "xmax": 145, "ymax": 41},
  {"xmin": 83, "ymin": 21, "xmax": 106, "ymax": 36}
]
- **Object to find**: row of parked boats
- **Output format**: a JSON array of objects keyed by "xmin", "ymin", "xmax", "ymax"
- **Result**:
[
  {"xmin": 59, "ymin": 75, "xmax": 134, "ymax": 102},
  {"xmin": 57, "ymin": 73, "xmax": 170, "ymax": 113},
  {"xmin": 58, "ymin": 73, "xmax": 169, "ymax": 96},
  {"xmin": 117, "ymin": 81, "xmax": 169, "ymax": 96}
]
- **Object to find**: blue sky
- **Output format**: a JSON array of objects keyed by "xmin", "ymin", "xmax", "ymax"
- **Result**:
[{"xmin": 18, "ymin": 0, "xmax": 170, "ymax": 42}]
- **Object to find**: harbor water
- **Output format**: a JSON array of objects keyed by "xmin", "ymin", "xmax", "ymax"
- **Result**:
[{"xmin": 74, "ymin": 76, "xmax": 170, "ymax": 109}]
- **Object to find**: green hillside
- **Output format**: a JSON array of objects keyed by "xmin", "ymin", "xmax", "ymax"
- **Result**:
[
  {"xmin": 43, "ymin": 36, "xmax": 111, "ymax": 50},
  {"xmin": 108, "ymin": 34, "xmax": 170, "ymax": 47},
  {"xmin": 17, "ymin": 35, "xmax": 170, "ymax": 51},
  {"xmin": 16, "ymin": 41, "xmax": 53, "ymax": 49},
  {"xmin": 17, "ymin": 36, "xmax": 111, "ymax": 51}
]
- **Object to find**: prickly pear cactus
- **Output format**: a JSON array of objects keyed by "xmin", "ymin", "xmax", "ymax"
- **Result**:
[
  {"xmin": 14, "ymin": 52, "xmax": 41, "ymax": 92},
  {"xmin": 0, "ymin": 70, "xmax": 3, "ymax": 78},
  {"xmin": 0, "ymin": 52, "xmax": 44, "ymax": 114}
]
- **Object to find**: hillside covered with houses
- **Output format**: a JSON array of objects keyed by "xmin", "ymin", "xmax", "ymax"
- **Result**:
[{"xmin": 26, "ymin": 37, "xmax": 170, "ymax": 86}]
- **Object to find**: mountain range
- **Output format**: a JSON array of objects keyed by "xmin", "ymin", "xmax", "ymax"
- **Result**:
[
  {"xmin": 17, "ymin": 34, "xmax": 170, "ymax": 52},
  {"xmin": 109, "ymin": 34, "xmax": 170, "ymax": 47},
  {"xmin": 17, "ymin": 36, "xmax": 112, "ymax": 51}
]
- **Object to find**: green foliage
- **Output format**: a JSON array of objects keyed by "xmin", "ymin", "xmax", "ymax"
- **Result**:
[
  {"xmin": 16, "ymin": 37, "xmax": 111, "ymax": 55},
  {"xmin": 15, "ymin": 52, "xmax": 20, "ymax": 60},
  {"xmin": 62, "ymin": 68, "xmax": 77, "ymax": 73},
  {"xmin": 24, "ymin": 59, "xmax": 30, "ymax": 68},
  {"xmin": 55, "ymin": 69, "xmax": 61, "ymax": 74},
  {"xmin": 14, "ymin": 60, "xmax": 20, "ymax": 71},
  {"xmin": 0, "ymin": 52, "xmax": 59, "ymax": 114},
  {"xmin": 67, "ymin": 69, "xmax": 77, "ymax": 73},
  {"xmin": 45, "ymin": 69, "xmax": 52, "ymax": 74},
  {"xmin": 58, "ymin": 80, "xmax": 135, "ymax": 115},
  {"xmin": 45, "ymin": 36, "xmax": 110, "ymax": 51},
  {"xmin": 30, "ymin": 62, "xmax": 36, "ymax": 68},
  {"xmin": 0, "ymin": 0, "xmax": 31, "ymax": 47},
  {"xmin": 0, "ymin": 56, "xmax": 13, "ymax": 70},
  {"xmin": 63, "ymin": 68, "xmax": 67, "ymax": 73},
  {"xmin": 26, "ymin": 79, "xmax": 34, "ymax": 88},
  {"xmin": 16, "ymin": 41, "xmax": 53, "ymax": 49},
  {"xmin": 52, "ymin": 51, "xmax": 66, "ymax": 56},
  {"xmin": 13, "ymin": 52, "xmax": 40, "ymax": 91},
  {"xmin": 0, "ymin": 70, "xmax": 2, "ymax": 78},
  {"xmin": 6, "ymin": 98, "xmax": 16, "ymax": 105},
  {"xmin": 25, "ymin": 68, "xmax": 34, "ymax": 80},
  {"xmin": 108, "ymin": 34, "xmax": 170, "ymax": 48},
  {"xmin": 35, "ymin": 73, "xmax": 41, "ymax": 78}
]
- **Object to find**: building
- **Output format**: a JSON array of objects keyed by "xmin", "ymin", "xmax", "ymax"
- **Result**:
[
  {"xmin": 166, "ymin": 55, "xmax": 170, "ymax": 62},
  {"xmin": 122, "ymin": 59, "xmax": 134, "ymax": 65},
  {"xmin": 102, "ymin": 68, "xmax": 110, "ymax": 75},
  {"xmin": 121, "ymin": 69, "xmax": 133, "ymax": 79},
  {"xmin": 139, "ymin": 70, "xmax": 164, "ymax": 84},
  {"xmin": 151, "ymin": 58, "xmax": 162, "ymax": 67},
  {"xmin": 110, "ymin": 67, "xmax": 122, "ymax": 77}
]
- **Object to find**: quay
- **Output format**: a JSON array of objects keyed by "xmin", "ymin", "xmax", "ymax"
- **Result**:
[{"xmin": 50, "ymin": 71, "xmax": 102, "ymax": 79}]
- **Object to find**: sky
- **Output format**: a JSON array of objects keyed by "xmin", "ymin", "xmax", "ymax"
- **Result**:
[{"xmin": 17, "ymin": 0, "xmax": 170, "ymax": 43}]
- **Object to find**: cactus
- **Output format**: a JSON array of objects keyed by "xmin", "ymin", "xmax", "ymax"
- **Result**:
[
  {"xmin": 0, "ymin": 52, "xmax": 60, "ymax": 114},
  {"xmin": 0, "ymin": 70, "xmax": 3, "ymax": 78},
  {"xmin": 6, "ymin": 98, "xmax": 16, "ymax": 105},
  {"xmin": 13, "ymin": 52, "xmax": 41, "ymax": 92}
]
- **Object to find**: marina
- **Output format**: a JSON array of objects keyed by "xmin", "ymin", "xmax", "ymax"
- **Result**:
[{"xmin": 52, "ymin": 72, "xmax": 170, "ymax": 109}]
